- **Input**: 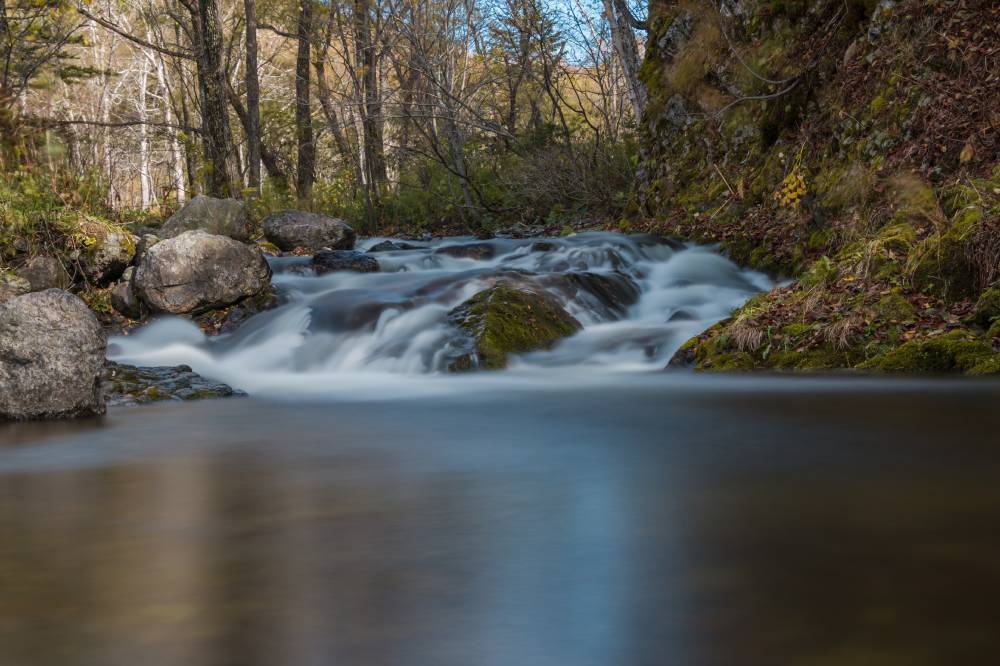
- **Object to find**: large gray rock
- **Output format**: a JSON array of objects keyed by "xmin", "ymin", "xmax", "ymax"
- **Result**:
[
  {"xmin": 134, "ymin": 230, "xmax": 271, "ymax": 315},
  {"xmin": 79, "ymin": 230, "xmax": 137, "ymax": 285},
  {"xmin": 161, "ymin": 195, "xmax": 251, "ymax": 242},
  {"xmin": 263, "ymin": 210, "xmax": 355, "ymax": 252},
  {"xmin": 17, "ymin": 255, "xmax": 71, "ymax": 291},
  {"xmin": 0, "ymin": 289, "xmax": 106, "ymax": 420}
]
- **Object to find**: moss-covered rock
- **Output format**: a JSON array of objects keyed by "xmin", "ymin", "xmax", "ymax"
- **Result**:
[{"xmin": 448, "ymin": 284, "xmax": 581, "ymax": 370}]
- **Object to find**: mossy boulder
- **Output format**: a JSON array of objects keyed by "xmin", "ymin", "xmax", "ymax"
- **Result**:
[
  {"xmin": 448, "ymin": 284, "xmax": 581, "ymax": 370},
  {"xmin": 80, "ymin": 228, "xmax": 138, "ymax": 285}
]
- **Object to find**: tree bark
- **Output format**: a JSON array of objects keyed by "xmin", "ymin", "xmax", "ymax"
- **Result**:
[
  {"xmin": 243, "ymin": 0, "xmax": 262, "ymax": 190},
  {"xmin": 295, "ymin": 0, "xmax": 315, "ymax": 199},
  {"xmin": 192, "ymin": 0, "xmax": 238, "ymax": 197},
  {"xmin": 603, "ymin": 0, "xmax": 646, "ymax": 120},
  {"xmin": 353, "ymin": 0, "xmax": 386, "ymax": 204}
]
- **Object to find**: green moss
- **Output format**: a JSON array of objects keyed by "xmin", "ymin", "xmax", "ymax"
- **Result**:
[
  {"xmin": 973, "ymin": 286, "xmax": 1000, "ymax": 327},
  {"xmin": 910, "ymin": 206, "xmax": 982, "ymax": 300},
  {"xmin": 858, "ymin": 330, "xmax": 993, "ymax": 374},
  {"xmin": 873, "ymin": 291, "xmax": 916, "ymax": 323},
  {"xmin": 800, "ymin": 256, "xmax": 838, "ymax": 288},
  {"xmin": 451, "ymin": 284, "xmax": 581, "ymax": 370}
]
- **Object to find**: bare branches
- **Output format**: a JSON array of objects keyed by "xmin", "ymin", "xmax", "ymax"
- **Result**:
[{"xmin": 75, "ymin": 5, "xmax": 193, "ymax": 60}]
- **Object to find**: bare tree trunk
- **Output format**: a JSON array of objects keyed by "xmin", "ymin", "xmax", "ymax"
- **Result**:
[
  {"xmin": 138, "ymin": 55, "xmax": 153, "ymax": 208},
  {"xmin": 353, "ymin": 0, "xmax": 386, "ymax": 205},
  {"xmin": 602, "ymin": 0, "xmax": 645, "ymax": 120},
  {"xmin": 295, "ymin": 0, "xmax": 315, "ymax": 199},
  {"xmin": 244, "ymin": 0, "xmax": 262, "ymax": 190}
]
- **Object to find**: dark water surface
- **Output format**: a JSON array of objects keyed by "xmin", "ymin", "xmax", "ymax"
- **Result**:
[{"xmin": 3, "ymin": 375, "xmax": 1000, "ymax": 665}]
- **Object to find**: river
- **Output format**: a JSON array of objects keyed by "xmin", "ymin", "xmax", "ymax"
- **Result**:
[{"xmin": 3, "ymin": 236, "xmax": 1000, "ymax": 664}]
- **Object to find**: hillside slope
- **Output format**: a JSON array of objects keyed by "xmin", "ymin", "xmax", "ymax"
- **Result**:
[{"xmin": 636, "ymin": 0, "xmax": 1000, "ymax": 372}]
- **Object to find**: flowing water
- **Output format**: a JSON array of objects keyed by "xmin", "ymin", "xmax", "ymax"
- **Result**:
[
  {"xmin": 105, "ymin": 233, "xmax": 773, "ymax": 395},
  {"xmin": 4, "ymin": 236, "xmax": 1000, "ymax": 665}
]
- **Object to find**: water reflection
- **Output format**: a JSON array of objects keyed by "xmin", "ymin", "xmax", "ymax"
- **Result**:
[{"xmin": 3, "ymin": 376, "xmax": 1000, "ymax": 664}]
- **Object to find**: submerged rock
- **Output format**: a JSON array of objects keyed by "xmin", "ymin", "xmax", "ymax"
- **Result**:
[
  {"xmin": 448, "ymin": 283, "xmax": 581, "ymax": 370},
  {"xmin": 161, "ymin": 195, "xmax": 251, "ymax": 242},
  {"xmin": 0, "ymin": 290, "xmax": 106, "ymax": 421},
  {"xmin": 367, "ymin": 240, "xmax": 421, "ymax": 253},
  {"xmin": 312, "ymin": 250, "xmax": 379, "ymax": 275},
  {"xmin": 103, "ymin": 362, "xmax": 246, "ymax": 407},
  {"xmin": 134, "ymin": 230, "xmax": 272, "ymax": 315},
  {"xmin": 435, "ymin": 242, "xmax": 496, "ymax": 260},
  {"xmin": 263, "ymin": 210, "xmax": 355, "ymax": 252}
]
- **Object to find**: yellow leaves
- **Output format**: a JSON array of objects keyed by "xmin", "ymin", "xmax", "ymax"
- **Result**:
[
  {"xmin": 959, "ymin": 142, "xmax": 974, "ymax": 164},
  {"xmin": 774, "ymin": 169, "xmax": 807, "ymax": 208}
]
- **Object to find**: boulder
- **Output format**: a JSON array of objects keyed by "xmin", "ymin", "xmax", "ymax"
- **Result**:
[
  {"xmin": 80, "ymin": 229, "xmax": 137, "ymax": 285},
  {"xmin": 0, "ymin": 274, "xmax": 29, "ymax": 305},
  {"xmin": 134, "ymin": 230, "xmax": 271, "ymax": 315},
  {"xmin": 448, "ymin": 283, "xmax": 581, "ymax": 370},
  {"xmin": 110, "ymin": 267, "xmax": 142, "ymax": 319},
  {"xmin": 312, "ymin": 250, "xmax": 379, "ymax": 275},
  {"xmin": 262, "ymin": 210, "xmax": 355, "ymax": 252},
  {"xmin": 17, "ymin": 255, "xmax": 71, "ymax": 291},
  {"xmin": 0, "ymin": 290, "xmax": 106, "ymax": 420},
  {"xmin": 161, "ymin": 195, "xmax": 251, "ymax": 242}
]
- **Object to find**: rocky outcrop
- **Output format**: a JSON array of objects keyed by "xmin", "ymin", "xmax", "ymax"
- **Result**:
[
  {"xmin": 160, "ymin": 195, "xmax": 251, "ymax": 242},
  {"xmin": 0, "ymin": 290, "xmax": 106, "ymax": 420},
  {"xmin": 17, "ymin": 255, "xmax": 71, "ymax": 291},
  {"xmin": 262, "ymin": 210, "xmax": 355, "ymax": 252},
  {"xmin": 448, "ymin": 283, "xmax": 581, "ymax": 370},
  {"xmin": 312, "ymin": 250, "xmax": 379, "ymax": 275},
  {"xmin": 134, "ymin": 230, "xmax": 271, "ymax": 315},
  {"xmin": 103, "ymin": 362, "xmax": 245, "ymax": 407}
]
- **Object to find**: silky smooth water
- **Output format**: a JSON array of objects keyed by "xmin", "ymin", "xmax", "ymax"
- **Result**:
[
  {"xmin": 106, "ymin": 234, "xmax": 772, "ymax": 396},
  {"xmin": 3, "ymin": 377, "xmax": 1000, "ymax": 665}
]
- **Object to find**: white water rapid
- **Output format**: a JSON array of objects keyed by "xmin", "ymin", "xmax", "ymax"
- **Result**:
[{"xmin": 108, "ymin": 233, "xmax": 772, "ymax": 397}]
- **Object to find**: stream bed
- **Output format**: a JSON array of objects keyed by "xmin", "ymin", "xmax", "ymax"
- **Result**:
[{"xmin": 3, "ymin": 236, "xmax": 1000, "ymax": 664}]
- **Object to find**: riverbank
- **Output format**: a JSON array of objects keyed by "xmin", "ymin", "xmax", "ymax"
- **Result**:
[{"xmin": 637, "ymin": 0, "xmax": 1000, "ymax": 373}]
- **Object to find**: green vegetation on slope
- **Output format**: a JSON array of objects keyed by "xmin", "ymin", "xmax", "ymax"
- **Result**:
[{"xmin": 638, "ymin": 0, "xmax": 1000, "ymax": 373}]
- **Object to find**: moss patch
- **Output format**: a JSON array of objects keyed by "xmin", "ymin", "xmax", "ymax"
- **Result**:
[{"xmin": 449, "ymin": 284, "xmax": 581, "ymax": 369}]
